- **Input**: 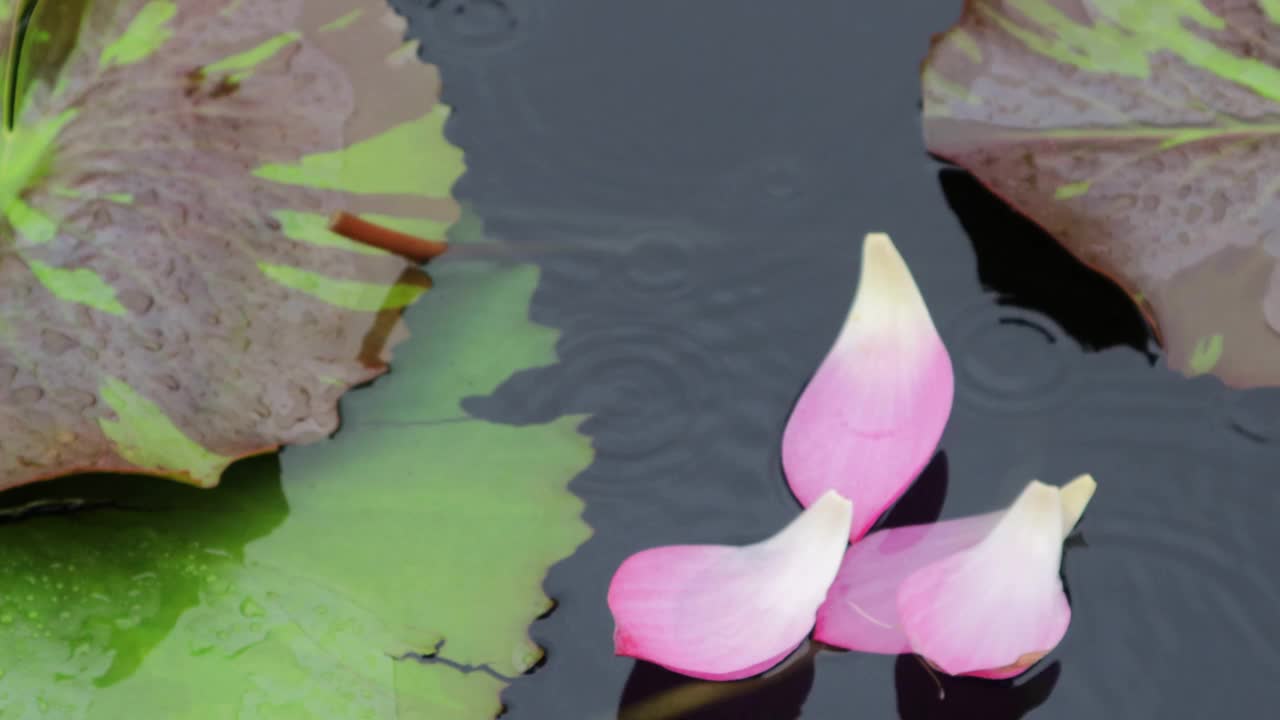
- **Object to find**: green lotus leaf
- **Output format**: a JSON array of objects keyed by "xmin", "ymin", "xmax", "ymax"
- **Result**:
[
  {"xmin": 0, "ymin": 239, "xmax": 593, "ymax": 718},
  {"xmin": 0, "ymin": 2, "xmax": 595, "ymax": 716}
]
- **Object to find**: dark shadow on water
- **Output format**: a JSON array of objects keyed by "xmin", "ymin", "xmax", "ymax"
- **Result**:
[
  {"xmin": 0, "ymin": 455, "xmax": 288, "ymax": 549},
  {"xmin": 1064, "ymin": 533, "xmax": 1089, "ymax": 552},
  {"xmin": 938, "ymin": 169, "xmax": 1155, "ymax": 359},
  {"xmin": 617, "ymin": 643, "xmax": 817, "ymax": 720},
  {"xmin": 895, "ymin": 656, "xmax": 1061, "ymax": 720},
  {"xmin": 1060, "ymin": 531, "xmax": 1091, "ymax": 607},
  {"xmin": 875, "ymin": 452, "xmax": 948, "ymax": 532}
]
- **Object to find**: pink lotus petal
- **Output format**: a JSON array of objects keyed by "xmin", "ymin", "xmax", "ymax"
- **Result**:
[
  {"xmin": 897, "ymin": 479, "xmax": 1093, "ymax": 678},
  {"xmin": 782, "ymin": 232, "xmax": 953, "ymax": 541},
  {"xmin": 814, "ymin": 511, "xmax": 1002, "ymax": 654},
  {"xmin": 816, "ymin": 474, "xmax": 1096, "ymax": 666},
  {"xmin": 607, "ymin": 491, "xmax": 853, "ymax": 681}
]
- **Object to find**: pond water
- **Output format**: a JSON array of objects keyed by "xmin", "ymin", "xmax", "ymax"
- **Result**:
[{"xmin": 403, "ymin": 0, "xmax": 1280, "ymax": 718}]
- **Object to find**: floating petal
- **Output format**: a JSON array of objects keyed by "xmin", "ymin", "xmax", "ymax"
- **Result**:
[
  {"xmin": 897, "ymin": 480, "xmax": 1084, "ymax": 679},
  {"xmin": 815, "ymin": 511, "xmax": 1001, "ymax": 654},
  {"xmin": 607, "ymin": 492, "xmax": 853, "ymax": 681},
  {"xmin": 816, "ymin": 475, "xmax": 1095, "ymax": 672},
  {"xmin": 782, "ymin": 232, "xmax": 954, "ymax": 541}
]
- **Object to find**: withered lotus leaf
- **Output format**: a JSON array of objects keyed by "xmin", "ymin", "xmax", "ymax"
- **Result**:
[
  {"xmin": 923, "ymin": 0, "xmax": 1280, "ymax": 386},
  {"xmin": 0, "ymin": 0, "xmax": 463, "ymax": 489}
]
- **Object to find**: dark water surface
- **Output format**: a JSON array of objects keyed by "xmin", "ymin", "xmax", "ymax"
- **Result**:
[{"xmin": 398, "ymin": 1, "xmax": 1280, "ymax": 718}]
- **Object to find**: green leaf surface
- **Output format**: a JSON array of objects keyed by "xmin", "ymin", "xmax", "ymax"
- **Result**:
[
  {"xmin": 923, "ymin": 0, "xmax": 1280, "ymax": 386},
  {"xmin": 0, "ymin": 0, "xmax": 465, "ymax": 490},
  {"xmin": 0, "ymin": 246, "xmax": 593, "ymax": 718},
  {"xmin": 0, "ymin": 1, "xmax": 593, "ymax": 714}
]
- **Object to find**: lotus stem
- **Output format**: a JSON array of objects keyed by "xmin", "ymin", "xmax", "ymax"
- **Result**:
[{"xmin": 328, "ymin": 211, "xmax": 448, "ymax": 262}]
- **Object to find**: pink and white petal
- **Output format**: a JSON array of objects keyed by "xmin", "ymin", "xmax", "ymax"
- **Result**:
[
  {"xmin": 814, "ymin": 511, "xmax": 1001, "ymax": 654},
  {"xmin": 897, "ymin": 481, "xmax": 1073, "ymax": 678},
  {"xmin": 782, "ymin": 232, "xmax": 954, "ymax": 541},
  {"xmin": 818, "ymin": 475, "xmax": 1096, "ymax": 662},
  {"xmin": 607, "ymin": 492, "xmax": 853, "ymax": 681}
]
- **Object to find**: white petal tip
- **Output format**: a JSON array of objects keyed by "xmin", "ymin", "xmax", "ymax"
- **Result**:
[
  {"xmin": 842, "ymin": 231, "xmax": 935, "ymax": 343},
  {"xmin": 814, "ymin": 489, "xmax": 854, "ymax": 511},
  {"xmin": 805, "ymin": 491, "xmax": 854, "ymax": 541},
  {"xmin": 1015, "ymin": 480, "xmax": 1066, "ymax": 519},
  {"xmin": 860, "ymin": 233, "xmax": 911, "ymax": 288},
  {"xmin": 1060, "ymin": 474, "xmax": 1097, "ymax": 534}
]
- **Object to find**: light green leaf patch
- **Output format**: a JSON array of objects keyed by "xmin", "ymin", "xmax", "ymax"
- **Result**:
[
  {"xmin": 254, "ymin": 103, "xmax": 465, "ymax": 198},
  {"xmin": 99, "ymin": 0, "xmax": 176, "ymax": 69},
  {"xmin": 97, "ymin": 377, "xmax": 233, "ymax": 487},
  {"xmin": 203, "ymin": 31, "xmax": 300, "ymax": 83},
  {"xmin": 320, "ymin": 9, "xmax": 364, "ymax": 33},
  {"xmin": 26, "ymin": 259, "xmax": 126, "ymax": 315},
  {"xmin": 1188, "ymin": 333, "xmax": 1224, "ymax": 375},
  {"xmin": 0, "ymin": 108, "xmax": 78, "ymax": 240},
  {"xmin": 258, "ymin": 262, "xmax": 426, "ymax": 312}
]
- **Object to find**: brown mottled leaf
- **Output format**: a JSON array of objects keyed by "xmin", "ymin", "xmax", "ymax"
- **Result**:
[
  {"xmin": 922, "ymin": 0, "xmax": 1280, "ymax": 386},
  {"xmin": 0, "ymin": 0, "xmax": 464, "ymax": 489}
]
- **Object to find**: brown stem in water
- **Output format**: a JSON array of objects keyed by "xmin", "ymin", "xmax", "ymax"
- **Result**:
[
  {"xmin": 616, "ymin": 643, "xmax": 822, "ymax": 720},
  {"xmin": 328, "ymin": 212, "xmax": 448, "ymax": 262},
  {"xmin": 916, "ymin": 655, "xmax": 947, "ymax": 701}
]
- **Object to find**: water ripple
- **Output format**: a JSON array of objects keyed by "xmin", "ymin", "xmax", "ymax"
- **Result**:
[
  {"xmin": 410, "ymin": 0, "xmax": 533, "ymax": 56},
  {"xmin": 565, "ymin": 323, "xmax": 716, "ymax": 461},
  {"xmin": 613, "ymin": 225, "xmax": 701, "ymax": 301},
  {"xmin": 1223, "ymin": 387, "xmax": 1280, "ymax": 444},
  {"xmin": 943, "ymin": 301, "xmax": 1080, "ymax": 414},
  {"xmin": 701, "ymin": 154, "xmax": 830, "ymax": 224},
  {"xmin": 1044, "ymin": 434, "xmax": 1280, "ymax": 718}
]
